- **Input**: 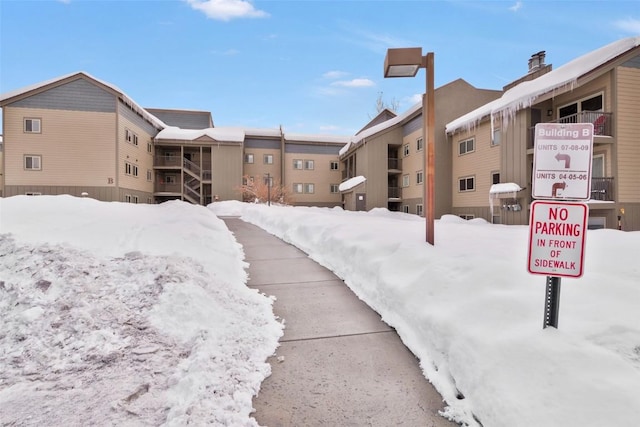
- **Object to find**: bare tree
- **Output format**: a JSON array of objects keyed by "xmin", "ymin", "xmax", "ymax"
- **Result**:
[
  {"xmin": 236, "ymin": 175, "xmax": 294, "ymax": 205},
  {"xmin": 371, "ymin": 92, "xmax": 399, "ymax": 118}
]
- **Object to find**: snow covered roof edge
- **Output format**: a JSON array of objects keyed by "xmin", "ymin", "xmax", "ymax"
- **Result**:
[
  {"xmin": 446, "ymin": 36, "xmax": 640, "ymax": 134},
  {"xmin": 0, "ymin": 71, "xmax": 167, "ymax": 130}
]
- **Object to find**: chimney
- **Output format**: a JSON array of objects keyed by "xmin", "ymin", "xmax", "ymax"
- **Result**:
[{"xmin": 528, "ymin": 51, "xmax": 546, "ymax": 73}]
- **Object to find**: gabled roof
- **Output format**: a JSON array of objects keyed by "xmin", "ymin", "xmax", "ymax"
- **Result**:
[
  {"xmin": 0, "ymin": 71, "xmax": 166, "ymax": 130},
  {"xmin": 146, "ymin": 108, "xmax": 213, "ymax": 129},
  {"xmin": 446, "ymin": 36, "xmax": 640, "ymax": 134},
  {"xmin": 355, "ymin": 108, "xmax": 398, "ymax": 135}
]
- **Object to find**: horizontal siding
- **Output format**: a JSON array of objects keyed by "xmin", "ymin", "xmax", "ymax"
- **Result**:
[
  {"xmin": 616, "ymin": 67, "xmax": 640, "ymax": 202},
  {"xmin": 120, "ymin": 101, "xmax": 158, "ymax": 136},
  {"xmin": 285, "ymin": 143, "xmax": 342, "ymax": 155},
  {"xmin": 401, "ymin": 128, "xmax": 425, "ymax": 201},
  {"xmin": 243, "ymin": 147, "xmax": 281, "ymax": 181},
  {"xmin": 284, "ymin": 152, "xmax": 342, "ymax": 205},
  {"xmin": 246, "ymin": 138, "xmax": 281, "ymax": 150},
  {"xmin": 4, "ymin": 186, "xmax": 119, "ymax": 201},
  {"xmin": 4, "ymin": 107, "xmax": 117, "ymax": 187},
  {"xmin": 9, "ymin": 78, "xmax": 116, "ymax": 113},
  {"xmin": 451, "ymin": 121, "xmax": 500, "ymax": 207},
  {"xmin": 212, "ymin": 145, "xmax": 243, "ymax": 201}
]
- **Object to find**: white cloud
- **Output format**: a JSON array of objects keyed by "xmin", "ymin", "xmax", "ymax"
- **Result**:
[
  {"xmin": 509, "ymin": 1, "xmax": 523, "ymax": 12},
  {"xmin": 186, "ymin": 0, "xmax": 269, "ymax": 21},
  {"xmin": 614, "ymin": 17, "xmax": 640, "ymax": 34},
  {"xmin": 323, "ymin": 70, "xmax": 349, "ymax": 79},
  {"xmin": 406, "ymin": 93, "xmax": 422, "ymax": 105},
  {"xmin": 331, "ymin": 78, "xmax": 375, "ymax": 88}
]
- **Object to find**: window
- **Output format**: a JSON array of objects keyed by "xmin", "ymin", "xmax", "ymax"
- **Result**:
[
  {"xmin": 416, "ymin": 138, "xmax": 423, "ymax": 151},
  {"xmin": 165, "ymin": 175, "xmax": 177, "ymax": 184},
  {"xmin": 459, "ymin": 138, "xmax": 474, "ymax": 155},
  {"xmin": 244, "ymin": 153, "xmax": 254, "ymax": 164},
  {"xmin": 460, "ymin": 214, "xmax": 475, "ymax": 220},
  {"xmin": 125, "ymin": 162, "xmax": 139, "ymax": 177},
  {"xmin": 25, "ymin": 192, "xmax": 42, "ymax": 196},
  {"xmin": 492, "ymin": 172, "xmax": 500, "ymax": 185},
  {"xmin": 264, "ymin": 154, "xmax": 274, "ymax": 164},
  {"xmin": 592, "ymin": 154, "xmax": 604, "ymax": 178},
  {"xmin": 416, "ymin": 204, "xmax": 424, "ymax": 217},
  {"xmin": 293, "ymin": 183, "xmax": 303, "ymax": 193},
  {"xmin": 588, "ymin": 217, "xmax": 606, "ymax": 230},
  {"xmin": 559, "ymin": 93, "xmax": 603, "ymax": 122},
  {"xmin": 402, "ymin": 174, "xmax": 410, "ymax": 187},
  {"xmin": 459, "ymin": 176, "xmax": 475, "ymax": 192},
  {"xmin": 304, "ymin": 160, "xmax": 314, "ymax": 170},
  {"xmin": 24, "ymin": 118, "xmax": 41, "ymax": 133},
  {"xmin": 402, "ymin": 205, "xmax": 409, "ymax": 214},
  {"xmin": 330, "ymin": 161, "xmax": 339, "ymax": 170},
  {"xmin": 124, "ymin": 194, "xmax": 139, "ymax": 204},
  {"xmin": 293, "ymin": 159, "xmax": 303, "ymax": 169},
  {"xmin": 330, "ymin": 184, "xmax": 339, "ymax": 193},
  {"xmin": 147, "ymin": 170, "xmax": 153, "ymax": 181},
  {"xmin": 147, "ymin": 142, "xmax": 153, "ymax": 153},
  {"xmin": 492, "ymin": 129, "xmax": 501, "ymax": 146},
  {"xmin": 416, "ymin": 171, "xmax": 424, "ymax": 185},
  {"xmin": 24, "ymin": 155, "xmax": 42, "ymax": 170},
  {"xmin": 304, "ymin": 183, "xmax": 315, "ymax": 193},
  {"xmin": 125, "ymin": 129, "xmax": 138, "ymax": 146},
  {"xmin": 403, "ymin": 144, "xmax": 410, "ymax": 157}
]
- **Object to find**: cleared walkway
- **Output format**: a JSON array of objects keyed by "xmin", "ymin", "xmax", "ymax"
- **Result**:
[{"xmin": 223, "ymin": 218, "xmax": 457, "ymax": 427}]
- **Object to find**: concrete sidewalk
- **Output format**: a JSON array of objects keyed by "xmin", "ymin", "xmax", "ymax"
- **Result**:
[{"xmin": 223, "ymin": 218, "xmax": 457, "ymax": 427}]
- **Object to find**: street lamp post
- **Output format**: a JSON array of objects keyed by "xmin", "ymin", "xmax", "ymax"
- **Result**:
[{"xmin": 384, "ymin": 47, "xmax": 435, "ymax": 245}]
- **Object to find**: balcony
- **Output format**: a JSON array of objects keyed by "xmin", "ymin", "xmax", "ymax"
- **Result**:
[
  {"xmin": 388, "ymin": 158, "xmax": 402, "ymax": 173},
  {"xmin": 591, "ymin": 177, "xmax": 614, "ymax": 201},
  {"xmin": 388, "ymin": 187, "xmax": 402, "ymax": 199},
  {"xmin": 155, "ymin": 154, "xmax": 181, "ymax": 167},
  {"xmin": 528, "ymin": 111, "xmax": 613, "ymax": 149}
]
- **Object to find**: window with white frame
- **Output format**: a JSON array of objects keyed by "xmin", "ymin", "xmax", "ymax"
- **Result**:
[
  {"xmin": 304, "ymin": 183, "xmax": 315, "ymax": 193},
  {"xmin": 304, "ymin": 160, "xmax": 314, "ymax": 170},
  {"xmin": 124, "ymin": 194, "xmax": 139, "ymax": 204},
  {"xmin": 125, "ymin": 162, "xmax": 139, "ymax": 177},
  {"xmin": 459, "ymin": 138, "xmax": 474, "ymax": 155},
  {"xmin": 402, "ymin": 174, "xmax": 410, "ymax": 187},
  {"xmin": 402, "ymin": 205, "xmax": 409, "ymax": 214},
  {"xmin": 165, "ymin": 175, "xmax": 177, "ymax": 184},
  {"xmin": 330, "ymin": 161, "xmax": 339, "ymax": 170},
  {"xmin": 293, "ymin": 183, "xmax": 303, "ymax": 193},
  {"xmin": 416, "ymin": 170, "xmax": 424, "ymax": 184},
  {"xmin": 147, "ymin": 169, "xmax": 152, "ymax": 181},
  {"xmin": 25, "ymin": 192, "xmax": 42, "ymax": 196},
  {"xmin": 24, "ymin": 155, "xmax": 42, "ymax": 170},
  {"xmin": 416, "ymin": 204, "xmax": 424, "ymax": 217},
  {"xmin": 403, "ymin": 144, "xmax": 410, "ymax": 157},
  {"xmin": 416, "ymin": 137, "xmax": 424, "ymax": 151},
  {"xmin": 459, "ymin": 176, "xmax": 475, "ymax": 192},
  {"xmin": 24, "ymin": 118, "xmax": 41, "ymax": 133},
  {"xmin": 492, "ymin": 129, "xmax": 501, "ymax": 146},
  {"xmin": 460, "ymin": 214, "xmax": 475, "ymax": 220},
  {"xmin": 244, "ymin": 153, "xmax": 254, "ymax": 164},
  {"xmin": 264, "ymin": 154, "xmax": 274, "ymax": 164},
  {"xmin": 125, "ymin": 129, "xmax": 138, "ymax": 146},
  {"xmin": 330, "ymin": 184, "xmax": 339, "ymax": 193},
  {"xmin": 293, "ymin": 159, "xmax": 303, "ymax": 169},
  {"xmin": 147, "ymin": 142, "xmax": 153, "ymax": 153}
]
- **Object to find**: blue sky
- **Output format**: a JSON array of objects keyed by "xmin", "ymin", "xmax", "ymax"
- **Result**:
[{"xmin": 1, "ymin": 0, "xmax": 639, "ymax": 136}]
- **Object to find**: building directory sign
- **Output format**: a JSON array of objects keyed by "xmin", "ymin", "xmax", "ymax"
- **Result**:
[{"xmin": 532, "ymin": 123, "xmax": 594, "ymax": 200}]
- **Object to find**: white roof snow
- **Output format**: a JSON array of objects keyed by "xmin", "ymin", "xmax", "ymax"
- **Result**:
[
  {"xmin": 446, "ymin": 36, "xmax": 640, "ymax": 134},
  {"xmin": 339, "ymin": 175, "xmax": 366, "ymax": 192},
  {"xmin": 490, "ymin": 183, "xmax": 523, "ymax": 194},
  {"xmin": 155, "ymin": 126, "xmax": 245, "ymax": 142}
]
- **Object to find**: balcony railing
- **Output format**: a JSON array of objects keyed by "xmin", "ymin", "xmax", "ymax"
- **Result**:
[
  {"xmin": 155, "ymin": 154, "xmax": 181, "ymax": 167},
  {"xmin": 591, "ymin": 177, "xmax": 614, "ymax": 201},
  {"xmin": 528, "ymin": 111, "xmax": 613, "ymax": 148},
  {"xmin": 183, "ymin": 158, "xmax": 201, "ymax": 176},
  {"xmin": 388, "ymin": 187, "xmax": 402, "ymax": 199},
  {"xmin": 388, "ymin": 158, "xmax": 402, "ymax": 171}
]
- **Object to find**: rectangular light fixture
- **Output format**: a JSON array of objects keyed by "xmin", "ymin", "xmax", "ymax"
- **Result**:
[{"xmin": 384, "ymin": 47, "xmax": 424, "ymax": 78}]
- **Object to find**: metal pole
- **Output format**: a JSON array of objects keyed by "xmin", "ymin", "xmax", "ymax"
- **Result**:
[
  {"xmin": 543, "ymin": 276, "xmax": 561, "ymax": 329},
  {"xmin": 425, "ymin": 52, "xmax": 435, "ymax": 245},
  {"xmin": 267, "ymin": 173, "xmax": 271, "ymax": 206}
]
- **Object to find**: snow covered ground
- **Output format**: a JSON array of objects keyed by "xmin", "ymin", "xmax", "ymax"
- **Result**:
[
  {"xmin": 2, "ymin": 195, "xmax": 639, "ymax": 426},
  {"xmin": 0, "ymin": 196, "xmax": 282, "ymax": 426}
]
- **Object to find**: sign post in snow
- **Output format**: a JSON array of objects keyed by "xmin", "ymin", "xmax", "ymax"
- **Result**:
[{"xmin": 529, "ymin": 123, "xmax": 593, "ymax": 329}]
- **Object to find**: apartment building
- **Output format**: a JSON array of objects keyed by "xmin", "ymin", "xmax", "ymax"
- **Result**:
[
  {"xmin": 0, "ymin": 72, "xmax": 348, "ymax": 207},
  {"xmin": 446, "ymin": 36, "xmax": 640, "ymax": 231},
  {"xmin": 339, "ymin": 78, "xmax": 501, "ymax": 216}
]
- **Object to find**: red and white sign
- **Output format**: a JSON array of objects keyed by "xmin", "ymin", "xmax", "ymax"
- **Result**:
[
  {"xmin": 527, "ymin": 201, "xmax": 588, "ymax": 278},
  {"xmin": 532, "ymin": 123, "xmax": 593, "ymax": 200}
]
